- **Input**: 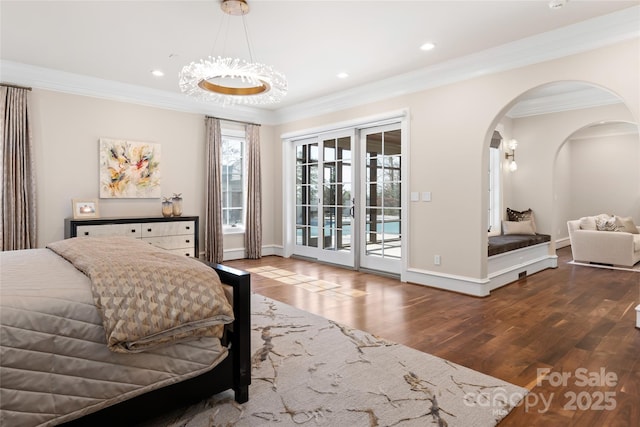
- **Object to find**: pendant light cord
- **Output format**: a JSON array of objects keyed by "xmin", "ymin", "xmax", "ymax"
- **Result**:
[{"xmin": 241, "ymin": 13, "xmax": 255, "ymax": 63}]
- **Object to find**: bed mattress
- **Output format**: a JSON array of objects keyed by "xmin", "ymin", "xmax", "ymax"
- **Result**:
[{"xmin": 0, "ymin": 248, "xmax": 228, "ymax": 427}]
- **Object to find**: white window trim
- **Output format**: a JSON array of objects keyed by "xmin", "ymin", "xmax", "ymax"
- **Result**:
[
  {"xmin": 223, "ymin": 224, "xmax": 246, "ymax": 234},
  {"xmin": 221, "ymin": 125, "xmax": 246, "ymax": 234},
  {"xmin": 488, "ymin": 146, "xmax": 502, "ymax": 236}
]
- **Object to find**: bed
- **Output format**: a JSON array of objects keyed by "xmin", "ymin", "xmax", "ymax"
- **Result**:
[{"xmin": 0, "ymin": 236, "xmax": 251, "ymax": 426}]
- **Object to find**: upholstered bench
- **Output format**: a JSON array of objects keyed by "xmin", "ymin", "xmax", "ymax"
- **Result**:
[
  {"xmin": 488, "ymin": 233, "xmax": 551, "ymax": 257},
  {"xmin": 487, "ymin": 232, "xmax": 555, "ymax": 291}
]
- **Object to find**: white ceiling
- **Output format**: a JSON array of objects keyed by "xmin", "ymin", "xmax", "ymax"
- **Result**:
[{"xmin": 1, "ymin": 1, "xmax": 639, "ymax": 124}]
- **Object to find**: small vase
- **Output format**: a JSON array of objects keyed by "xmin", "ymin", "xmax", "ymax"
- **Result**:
[
  {"xmin": 172, "ymin": 194, "xmax": 183, "ymax": 216},
  {"xmin": 162, "ymin": 201, "xmax": 173, "ymax": 217}
]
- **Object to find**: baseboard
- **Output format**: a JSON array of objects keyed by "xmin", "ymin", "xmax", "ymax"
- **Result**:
[
  {"xmin": 221, "ymin": 244, "xmax": 285, "ymax": 261},
  {"xmin": 487, "ymin": 255, "xmax": 558, "ymax": 291},
  {"xmin": 555, "ymin": 237, "xmax": 571, "ymax": 248},
  {"xmin": 404, "ymin": 254, "xmax": 558, "ymax": 297},
  {"xmin": 403, "ymin": 269, "xmax": 491, "ymax": 297}
]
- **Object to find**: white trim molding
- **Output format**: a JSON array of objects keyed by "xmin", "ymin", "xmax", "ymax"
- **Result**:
[
  {"xmin": 221, "ymin": 244, "xmax": 284, "ymax": 262},
  {"xmin": 404, "ymin": 268, "xmax": 491, "ymax": 297},
  {"xmin": 405, "ymin": 243, "xmax": 558, "ymax": 297}
]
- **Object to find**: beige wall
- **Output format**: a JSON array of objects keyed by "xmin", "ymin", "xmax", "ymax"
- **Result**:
[
  {"xmin": 567, "ymin": 131, "xmax": 639, "ymax": 221},
  {"xmin": 26, "ymin": 38, "xmax": 638, "ymax": 288},
  {"xmin": 29, "ymin": 90, "xmax": 278, "ymax": 257}
]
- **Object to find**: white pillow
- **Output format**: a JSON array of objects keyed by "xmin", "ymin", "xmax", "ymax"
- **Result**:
[
  {"xmin": 614, "ymin": 216, "xmax": 640, "ymax": 234},
  {"xmin": 596, "ymin": 216, "xmax": 619, "ymax": 232},
  {"xmin": 579, "ymin": 214, "xmax": 612, "ymax": 230},
  {"xmin": 502, "ymin": 220, "xmax": 536, "ymax": 235},
  {"xmin": 579, "ymin": 216, "xmax": 596, "ymax": 230}
]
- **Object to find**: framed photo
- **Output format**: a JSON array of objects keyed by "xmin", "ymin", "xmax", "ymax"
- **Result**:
[{"xmin": 72, "ymin": 198, "xmax": 100, "ymax": 219}]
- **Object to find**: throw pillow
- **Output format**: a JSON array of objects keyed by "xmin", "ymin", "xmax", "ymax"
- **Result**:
[
  {"xmin": 595, "ymin": 216, "xmax": 620, "ymax": 232},
  {"xmin": 502, "ymin": 220, "xmax": 536, "ymax": 235},
  {"xmin": 506, "ymin": 208, "xmax": 537, "ymax": 233},
  {"xmin": 579, "ymin": 214, "xmax": 612, "ymax": 230},
  {"xmin": 579, "ymin": 216, "xmax": 597, "ymax": 230},
  {"xmin": 614, "ymin": 216, "xmax": 640, "ymax": 234}
]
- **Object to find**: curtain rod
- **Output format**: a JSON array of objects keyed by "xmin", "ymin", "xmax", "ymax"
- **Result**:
[
  {"xmin": 1, "ymin": 82, "xmax": 32, "ymax": 91},
  {"xmin": 206, "ymin": 116, "xmax": 261, "ymax": 127}
]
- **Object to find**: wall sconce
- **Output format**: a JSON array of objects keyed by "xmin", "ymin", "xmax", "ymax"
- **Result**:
[{"xmin": 505, "ymin": 139, "xmax": 518, "ymax": 171}]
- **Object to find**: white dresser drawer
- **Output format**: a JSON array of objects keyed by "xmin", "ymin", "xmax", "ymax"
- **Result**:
[
  {"xmin": 166, "ymin": 247, "xmax": 196, "ymax": 257},
  {"xmin": 141, "ymin": 221, "xmax": 195, "ymax": 237},
  {"xmin": 76, "ymin": 223, "xmax": 142, "ymax": 238},
  {"xmin": 141, "ymin": 235, "xmax": 194, "ymax": 251}
]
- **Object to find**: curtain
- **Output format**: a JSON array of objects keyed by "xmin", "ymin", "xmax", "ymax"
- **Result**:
[
  {"xmin": 244, "ymin": 124, "xmax": 262, "ymax": 259},
  {"xmin": 204, "ymin": 117, "xmax": 224, "ymax": 263},
  {"xmin": 1, "ymin": 86, "xmax": 36, "ymax": 251}
]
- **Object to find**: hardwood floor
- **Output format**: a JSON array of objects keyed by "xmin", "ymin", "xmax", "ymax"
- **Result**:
[{"xmin": 226, "ymin": 247, "xmax": 639, "ymax": 426}]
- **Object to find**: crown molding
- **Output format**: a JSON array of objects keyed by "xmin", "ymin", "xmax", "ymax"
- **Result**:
[
  {"xmin": 569, "ymin": 122, "xmax": 639, "ymax": 140},
  {"xmin": 0, "ymin": 61, "xmax": 277, "ymax": 124},
  {"xmin": 1, "ymin": 6, "xmax": 638, "ymax": 126},
  {"xmin": 506, "ymin": 87, "xmax": 623, "ymax": 118}
]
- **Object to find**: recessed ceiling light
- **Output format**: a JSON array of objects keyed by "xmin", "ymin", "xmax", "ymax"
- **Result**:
[
  {"xmin": 420, "ymin": 42, "xmax": 435, "ymax": 51},
  {"xmin": 548, "ymin": 0, "xmax": 567, "ymax": 9},
  {"xmin": 337, "ymin": 72, "xmax": 349, "ymax": 79},
  {"xmin": 151, "ymin": 69, "xmax": 165, "ymax": 77}
]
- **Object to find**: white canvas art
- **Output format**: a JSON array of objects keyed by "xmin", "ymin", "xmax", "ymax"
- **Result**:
[{"xmin": 99, "ymin": 138, "xmax": 161, "ymax": 198}]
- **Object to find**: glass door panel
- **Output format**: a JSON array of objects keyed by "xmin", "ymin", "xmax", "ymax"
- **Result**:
[
  {"xmin": 293, "ymin": 134, "xmax": 354, "ymax": 267},
  {"xmin": 361, "ymin": 126, "xmax": 402, "ymax": 273},
  {"xmin": 295, "ymin": 143, "xmax": 319, "ymax": 249},
  {"xmin": 320, "ymin": 135, "xmax": 353, "ymax": 261}
]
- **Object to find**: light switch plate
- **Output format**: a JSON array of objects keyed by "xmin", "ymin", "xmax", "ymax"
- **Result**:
[
  {"xmin": 411, "ymin": 192, "xmax": 419, "ymax": 202},
  {"xmin": 422, "ymin": 192, "xmax": 431, "ymax": 202}
]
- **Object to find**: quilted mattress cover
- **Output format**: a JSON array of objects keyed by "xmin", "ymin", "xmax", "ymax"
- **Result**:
[{"xmin": 0, "ymin": 248, "xmax": 228, "ymax": 427}]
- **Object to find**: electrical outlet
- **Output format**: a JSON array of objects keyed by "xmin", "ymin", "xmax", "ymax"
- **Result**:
[{"xmin": 434, "ymin": 255, "xmax": 441, "ymax": 265}]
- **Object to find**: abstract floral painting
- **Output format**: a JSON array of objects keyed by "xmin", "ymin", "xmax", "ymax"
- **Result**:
[{"xmin": 99, "ymin": 138, "xmax": 161, "ymax": 198}]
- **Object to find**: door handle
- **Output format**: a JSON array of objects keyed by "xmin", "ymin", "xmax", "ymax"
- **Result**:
[{"xmin": 350, "ymin": 199, "xmax": 355, "ymax": 218}]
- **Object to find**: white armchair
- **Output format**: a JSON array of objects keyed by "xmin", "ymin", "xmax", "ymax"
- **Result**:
[{"xmin": 567, "ymin": 219, "xmax": 640, "ymax": 267}]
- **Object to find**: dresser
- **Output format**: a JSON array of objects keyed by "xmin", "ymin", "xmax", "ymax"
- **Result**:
[{"xmin": 64, "ymin": 216, "xmax": 199, "ymax": 257}]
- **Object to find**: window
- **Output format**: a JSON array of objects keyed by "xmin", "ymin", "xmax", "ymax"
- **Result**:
[
  {"xmin": 221, "ymin": 130, "xmax": 245, "ymax": 231},
  {"xmin": 488, "ymin": 130, "xmax": 502, "ymax": 235}
]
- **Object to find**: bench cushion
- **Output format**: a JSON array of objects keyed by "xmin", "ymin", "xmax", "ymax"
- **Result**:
[{"xmin": 488, "ymin": 234, "xmax": 551, "ymax": 257}]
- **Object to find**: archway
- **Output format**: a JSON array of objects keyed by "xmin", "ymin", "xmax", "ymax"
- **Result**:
[
  {"xmin": 482, "ymin": 80, "xmax": 638, "ymax": 285},
  {"xmin": 553, "ymin": 120, "xmax": 640, "ymax": 251}
]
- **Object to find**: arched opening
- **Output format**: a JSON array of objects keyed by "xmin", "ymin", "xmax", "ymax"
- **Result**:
[
  {"xmin": 482, "ymin": 80, "xmax": 638, "ymax": 287},
  {"xmin": 553, "ymin": 121, "xmax": 640, "ymax": 250}
]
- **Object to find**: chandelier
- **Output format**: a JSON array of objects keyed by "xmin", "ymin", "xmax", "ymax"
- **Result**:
[{"xmin": 179, "ymin": 0, "xmax": 287, "ymax": 105}]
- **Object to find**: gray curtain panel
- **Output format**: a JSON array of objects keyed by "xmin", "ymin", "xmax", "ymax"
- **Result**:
[
  {"xmin": 1, "ymin": 86, "xmax": 36, "ymax": 251},
  {"xmin": 244, "ymin": 124, "xmax": 262, "ymax": 259},
  {"xmin": 204, "ymin": 117, "xmax": 223, "ymax": 263}
]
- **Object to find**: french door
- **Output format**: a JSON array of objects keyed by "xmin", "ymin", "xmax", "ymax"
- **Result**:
[
  {"xmin": 294, "ymin": 132, "xmax": 355, "ymax": 267},
  {"xmin": 360, "ymin": 125, "xmax": 402, "ymax": 273},
  {"xmin": 291, "ymin": 123, "xmax": 403, "ymax": 275}
]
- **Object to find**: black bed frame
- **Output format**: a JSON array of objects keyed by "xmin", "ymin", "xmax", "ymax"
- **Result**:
[{"xmin": 62, "ymin": 263, "xmax": 251, "ymax": 426}]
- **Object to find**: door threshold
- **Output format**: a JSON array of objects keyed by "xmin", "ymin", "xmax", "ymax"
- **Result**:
[{"xmin": 291, "ymin": 254, "xmax": 399, "ymax": 278}]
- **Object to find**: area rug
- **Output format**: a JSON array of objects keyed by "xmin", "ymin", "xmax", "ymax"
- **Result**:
[
  {"xmin": 568, "ymin": 260, "xmax": 640, "ymax": 272},
  {"xmin": 142, "ymin": 294, "xmax": 528, "ymax": 426}
]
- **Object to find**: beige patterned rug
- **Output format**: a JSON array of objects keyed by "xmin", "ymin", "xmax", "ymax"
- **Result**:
[{"xmin": 142, "ymin": 294, "xmax": 528, "ymax": 426}]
